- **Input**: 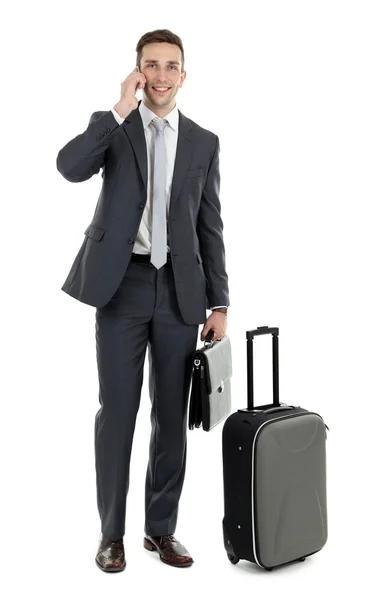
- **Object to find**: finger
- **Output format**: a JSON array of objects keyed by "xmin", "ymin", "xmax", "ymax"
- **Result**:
[{"xmin": 137, "ymin": 76, "xmax": 146, "ymax": 89}]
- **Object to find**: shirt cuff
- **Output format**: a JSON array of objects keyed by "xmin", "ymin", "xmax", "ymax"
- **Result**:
[
  {"xmin": 111, "ymin": 107, "xmax": 125, "ymax": 125},
  {"xmin": 210, "ymin": 306, "xmax": 227, "ymax": 309}
]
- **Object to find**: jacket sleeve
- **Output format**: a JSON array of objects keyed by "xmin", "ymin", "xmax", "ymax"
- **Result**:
[
  {"xmin": 56, "ymin": 110, "xmax": 121, "ymax": 183},
  {"xmin": 197, "ymin": 135, "xmax": 230, "ymax": 309}
]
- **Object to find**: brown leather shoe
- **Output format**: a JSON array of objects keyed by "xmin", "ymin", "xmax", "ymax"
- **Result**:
[
  {"xmin": 95, "ymin": 537, "xmax": 126, "ymax": 572},
  {"xmin": 143, "ymin": 534, "xmax": 194, "ymax": 567}
]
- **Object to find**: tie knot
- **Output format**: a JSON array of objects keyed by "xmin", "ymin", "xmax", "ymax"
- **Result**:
[{"xmin": 151, "ymin": 118, "xmax": 168, "ymax": 134}]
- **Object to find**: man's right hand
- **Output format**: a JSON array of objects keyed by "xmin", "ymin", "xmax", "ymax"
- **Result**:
[{"xmin": 113, "ymin": 66, "xmax": 147, "ymax": 118}]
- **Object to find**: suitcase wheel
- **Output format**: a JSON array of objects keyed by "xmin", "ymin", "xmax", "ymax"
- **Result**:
[
  {"xmin": 265, "ymin": 567, "xmax": 273, "ymax": 571},
  {"xmin": 298, "ymin": 557, "xmax": 306, "ymax": 562},
  {"xmin": 227, "ymin": 553, "xmax": 239, "ymax": 565}
]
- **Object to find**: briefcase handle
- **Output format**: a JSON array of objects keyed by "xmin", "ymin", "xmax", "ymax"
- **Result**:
[
  {"xmin": 245, "ymin": 325, "xmax": 279, "ymax": 411},
  {"xmin": 204, "ymin": 328, "xmax": 222, "ymax": 347}
]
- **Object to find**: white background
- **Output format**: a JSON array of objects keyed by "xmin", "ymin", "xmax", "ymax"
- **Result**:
[{"xmin": 2, "ymin": 0, "xmax": 384, "ymax": 597}]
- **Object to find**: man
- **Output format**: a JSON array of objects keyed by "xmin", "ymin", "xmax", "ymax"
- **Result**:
[{"xmin": 56, "ymin": 28, "xmax": 230, "ymax": 571}]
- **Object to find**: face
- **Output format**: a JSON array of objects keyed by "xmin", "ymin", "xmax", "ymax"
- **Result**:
[{"xmin": 140, "ymin": 42, "xmax": 186, "ymax": 116}]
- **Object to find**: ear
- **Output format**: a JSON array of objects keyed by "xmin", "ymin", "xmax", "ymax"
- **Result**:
[{"xmin": 179, "ymin": 71, "xmax": 187, "ymax": 87}]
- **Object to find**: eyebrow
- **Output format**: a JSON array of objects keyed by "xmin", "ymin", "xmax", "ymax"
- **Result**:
[{"xmin": 143, "ymin": 59, "xmax": 180, "ymax": 65}]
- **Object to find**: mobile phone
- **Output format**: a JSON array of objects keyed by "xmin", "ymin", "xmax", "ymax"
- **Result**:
[{"xmin": 135, "ymin": 65, "xmax": 141, "ymax": 91}]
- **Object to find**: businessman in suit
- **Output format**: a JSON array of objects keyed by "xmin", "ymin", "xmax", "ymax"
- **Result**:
[{"xmin": 56, "ymin": 29, "xmax": 230, "ymax": 571}]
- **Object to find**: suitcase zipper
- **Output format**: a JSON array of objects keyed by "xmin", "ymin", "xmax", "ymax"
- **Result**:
[{"xmin": 250, "ymin": 411, "xmax": 325, "ymax": 568}]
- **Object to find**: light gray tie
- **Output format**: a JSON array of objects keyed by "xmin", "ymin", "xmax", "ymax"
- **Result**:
[{"xmin": 150, "ymin": 118, "xmax": 168, "ymax": 269}]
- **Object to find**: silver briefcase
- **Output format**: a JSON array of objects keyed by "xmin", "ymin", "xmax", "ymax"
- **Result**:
[{"xmin": 188, "ymin": 329, "xmax": 232, "ymax": 431}]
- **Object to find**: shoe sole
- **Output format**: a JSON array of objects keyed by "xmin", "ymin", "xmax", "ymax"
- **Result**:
[
  {"xmin": 143, "ymin": 537, "xmax": 193, "ymax": 568},
  {"xmin": 95, "ymin": 557, "xmax": 126, "ymax": 572}
]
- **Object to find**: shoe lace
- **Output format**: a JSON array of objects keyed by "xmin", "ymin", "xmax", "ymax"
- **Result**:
[
  {"xmin": 110, "ymin": 539, "xmax": 124, "ymax": 556},
  {"xmin": 161, "ymin": 534, "xmax": 177, "ymax": 544},
  {"xmin": 102, "ymin": 538, "xmax": 123, "ymax": 551}
]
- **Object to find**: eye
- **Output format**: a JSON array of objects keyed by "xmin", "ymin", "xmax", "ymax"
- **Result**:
[{"xmin": 148, "ymin": 64, "xmax": 177, "ymax": 69}]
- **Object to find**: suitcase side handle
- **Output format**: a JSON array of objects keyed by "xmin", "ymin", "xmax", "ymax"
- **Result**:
[
  {"xmin": 246, "ymin": 325, "xmax": 279, "ymax": 410},
  {"xmin": 263, "ymin": 405, "xmax": 295, "ymax": 414},
  {"xmin": 238, "ymin": 404, "xmax": 295, "ymax": 414}
]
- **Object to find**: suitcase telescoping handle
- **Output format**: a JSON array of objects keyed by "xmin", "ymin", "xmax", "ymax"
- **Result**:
[{"xmin": 246, "ymin": 326, "xmax": 280, "ymax": 410}]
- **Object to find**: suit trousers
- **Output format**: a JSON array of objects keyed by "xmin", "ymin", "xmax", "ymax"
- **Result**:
[{"xmin": 94, "ymin": 256, "xmax": 199, "ymax": 540}]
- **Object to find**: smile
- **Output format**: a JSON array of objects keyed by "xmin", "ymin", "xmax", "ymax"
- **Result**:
[{"xmin": 152, "ymin": 87, "xmax": 171, "ymax": 94}]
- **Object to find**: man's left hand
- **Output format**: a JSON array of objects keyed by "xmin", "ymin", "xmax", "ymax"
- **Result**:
[{"xmin": 200, "ymin": 311, "xmax": 227, "ymax": 341}]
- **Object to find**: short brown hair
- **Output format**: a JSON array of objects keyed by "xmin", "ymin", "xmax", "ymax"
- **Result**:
[{"xmin": 136, "ymin": 29, "xmax": 185, "ymax": 72}]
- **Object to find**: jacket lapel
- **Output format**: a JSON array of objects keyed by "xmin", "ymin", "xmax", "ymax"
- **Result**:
[{"xmin": 121, "ymin": 99, "xmax": 194, "ymax": 216}]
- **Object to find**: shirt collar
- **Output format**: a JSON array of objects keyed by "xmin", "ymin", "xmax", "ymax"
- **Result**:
[{"xmin": 139, "ymin": 100, "xmax": 179, "ymax": 132}]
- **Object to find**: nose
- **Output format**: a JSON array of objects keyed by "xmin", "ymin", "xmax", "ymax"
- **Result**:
[{"xmin": 154, "ymin": 66, "xmax": 172, "ymax": 81}]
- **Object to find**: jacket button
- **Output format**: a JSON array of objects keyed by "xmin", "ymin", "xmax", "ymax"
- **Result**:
[
  {"xmin": 139, "ymin": 204, "xmax": 144, "ymax": 209},
  {"xmin": 128, "ymin": 237, "xmax": 134, "ymax": 244}
]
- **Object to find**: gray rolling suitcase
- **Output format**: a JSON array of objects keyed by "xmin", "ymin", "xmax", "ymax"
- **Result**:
[{"xmin": 222, "ymin": 326, "xmax": 328, "ymax": 571}]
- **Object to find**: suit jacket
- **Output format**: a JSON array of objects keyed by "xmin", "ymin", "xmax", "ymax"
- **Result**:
[{"xmin": 56, "ymin": 99, "xmax": 230, "ymax": 325}]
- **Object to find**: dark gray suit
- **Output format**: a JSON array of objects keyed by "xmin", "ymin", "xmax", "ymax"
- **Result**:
[{"xmin": 57, "ymin": 100, "xmax": 230, "ymax": 539}]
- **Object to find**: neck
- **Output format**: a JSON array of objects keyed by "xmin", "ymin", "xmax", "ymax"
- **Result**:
[{"xmin": 142, "ymin": 97, "xmax": 176, "ymax": 119}]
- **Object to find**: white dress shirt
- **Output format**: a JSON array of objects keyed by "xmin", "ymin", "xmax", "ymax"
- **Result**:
[{"xmin": 110, "ymin": 104, "xmax": 226, "ymax": 311}]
